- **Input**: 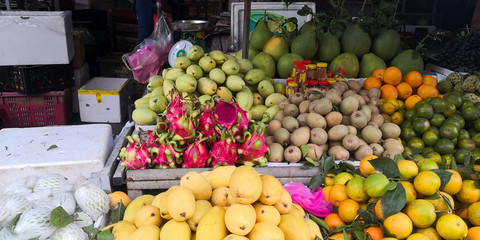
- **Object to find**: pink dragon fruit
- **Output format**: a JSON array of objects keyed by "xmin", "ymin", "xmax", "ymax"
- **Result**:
[
  {"xmin": 142, "ymin": 130, "xmax": 158, "ymax": 149},
  {"xmin": 166, "ymin": 93, "xmax": 184, "ymax": 121},
  {"xmin": 169, "ymin": 112, "xmax": 196, "ymax": 143},
  {"xmin": 209, "ymin": 132, "xmax": 238, "ymax": 167},
  {"xmin": 120, "ymin": 135, "xmax": 151, "ymax": 169},
  {"xmin": 182, "ymin": 138, "xmax": 209, "ymax": 168},
  {"xmin": 231, "ymin": 103, "xmax": 251, "ymax": 141},
  {"xmin": 237, "ymin": 123, "xmax": 269, "ymax": 166},
  {"xmin": 197, "ymin": 104, "xmax": 216, "ymax": 141},
  {"xmin": 150, "ymin": 133, "xmax": 182, "ymax": 168},
  {"xmin": 215, "ymin": 101, "xmax": 238, "ymax": 130}
]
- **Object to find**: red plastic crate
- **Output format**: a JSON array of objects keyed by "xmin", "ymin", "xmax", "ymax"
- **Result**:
[{"xmin": 0, "ymin": 88, "xmax": 72, "ymax": 128}]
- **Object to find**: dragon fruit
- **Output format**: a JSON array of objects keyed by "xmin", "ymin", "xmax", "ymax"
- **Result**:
[
  {"xmin": 166, "ymin": 93, "xmax": 185, "ymax": 121},
  {"xmin": 182, "ymin": 137, "xmax": 209, "ymax": 168},
  {"xmin": 151, "ymin": 133, "xmax": 182, "ymax": 168},
  {"xmin": 215, "ymin": 101, "xmax": 238, "ymax": 130},
  {"xmin": 142, "ymin": 130, "xmax": 158, "ymax": 149},
  {"xmin": 197, "ymin": 104, "xmax": 217, "ymax": 140},
  {"xmin": 231, "ymin": 103, "xmax": 251, "ymax": 141},
  {"xmin": 120, "ymin": 135, "xmax": 151, "ymax": 170},
  {"xmin": 169, "ymin": 112, "xmax": 196, "ymax": 143},
  {"xmin": 209, "ymin": 132, "xmax": 238, "ymax": 167},
  {"xmin": 237, "ymin": 123, "xmax": 269, "ymax": 166}
]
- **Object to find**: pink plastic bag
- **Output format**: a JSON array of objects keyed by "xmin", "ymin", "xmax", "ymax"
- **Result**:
[
  {"xmin": 122, "ymin": 12, "xmax": 173, "ymax": 84},
  {"xmin": 283, "ymin": 182, "xmax": 333, "ymax": 217}
]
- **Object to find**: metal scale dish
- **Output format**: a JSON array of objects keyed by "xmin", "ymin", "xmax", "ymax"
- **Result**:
[
  {"xmin": 171, "ymin": 20, "xmax": 209, "ymax": 32},
  {"xmin": 168, "ymin": 20, "xmax": 209, "ymax": 67}
]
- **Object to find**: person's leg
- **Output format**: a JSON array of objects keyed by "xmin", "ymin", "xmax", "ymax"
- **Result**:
[{"xmin": 135, "ymin": 0, "xmax": 157, "ymax": 44}]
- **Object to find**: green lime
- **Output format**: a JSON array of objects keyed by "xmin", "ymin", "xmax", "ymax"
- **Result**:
[
  {"xmin": 434, "ymin": 138, "xmax": 455, "ymax": 155},
  {"xmin": 405, "ymin": 109, "xmax": 416, "ymax": 120},
  {"xmin": 414, "ymin": 102, "xmax": 434, "ymax": 119},
  {"xmin": 443, "ymin": 118, "xmax": 462, "ymax": 130},
  {"xmin": 429, "ymin": 97, "xmax": 447, "ymax": 113},
  {"xmin": 401, "ymin": 127, "xmax": 417, "ymax": 142},
  {"xmin": 443, "ymin": 102, "xmax": 457, "ymax": 117},
  {"xmin": 402, "ymin": 146, "xmax": 413, "ymax": 159},
  {"xmin": 412, "ymin": 118, "xmax": 431, "ymax": 135},
  {"xmin": 408, "ymin": 137, "xmax": 425, "ymax": 149},
  {"xmin": 449, "ymin": 114, "xmax": 466, "ymax": 129},
  {"xmin": 472, "ymin": 148, "xmax": 480, "ymax": 163},
  {"xmin": 472, "ymin": 133, "xmax": 480, "ymax": 147},
  {"xmin": 424, "ymin": 151, "xmax": 443, "ymax": 165},
  {"xmin": 444, "ymin": 92, "xmax": 463, "ymax": 108},
  {"xmin": 442, "ymin": 154, "xmax": 456, "ymax": 166},
  {"xmin": 455, "ymin": 148, "xmax": 473, "ymax": 164},
  {"xmin": 461, "ymin": 100, "xmax": 475, "ymax": 110},
  {"xmin": 458, "ymin": 129, "xmax": 471, "ymax": 140},
  {"xmin": 439, "ymin": 124, "xmax": 459, "ymax": 140},
  {"xmin": 401, "ymin": 120, "xmax": 412, "ymax": 129},
  {"xmin": 412, "ymin": 154, "xmax": 425, "ymax": 162},
  {"xmin": 429, "ymin": 126, "xmax": 440, "ymax": 135},
  {"xmin": 461, "ymin": 105, "xmax": 480, "ymax": 121},
  {"xmin": 458, "ymin": 138, "xmax": 476, "ymax": 151},
  {"xmin": 430, "ymin": 113, "xmax": 446, "ymax": 128},
  {"xmin": 422, "ymin": 130, "xmax": 439, "ymax": 147},
  {"xmin": 419, "ymin": 158, "xmax": 439, "ymax": 171}
]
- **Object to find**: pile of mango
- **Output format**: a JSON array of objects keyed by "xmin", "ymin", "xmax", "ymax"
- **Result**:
[{"xmin": 102, "ymin": 166, "xmax": 321, "ymax": 240}]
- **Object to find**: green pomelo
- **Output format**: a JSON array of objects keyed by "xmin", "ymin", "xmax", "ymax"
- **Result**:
[
  {"xmin": 252, "ymin": 51, "xmax": 276, "ymax": 78},
  {"xmin": 299, "ymin": 20, "xmax": 316, "ymax": 34},
  {"xmin": 277, "ymin": 53, "xmax": 304, "ymax": 78},
  {"xmin": 359, "ymin": 53, "xmax": 386, "ymax": 78},
  {"xmin": 291, "ymin": 31, "xmax": 318, "ymax": 60},
  {"xmin": 328, "ymin": 53, "xmax": 359, "ymax": 78},
  {"xmin": 340, "ymin": 24, "xmax": 371, "ymax": 58},
  {"xmin": 390, "ymin": 49, "xmax": 425, "ymax": 76},
  {"xmin": 263, "ymin": 35, "xmax": 289, "ymax": 62},
  {"xmin": 316, "ymin": 32, "xmax": 341, "ymax": 62},
  {"xmin": 372, "ymin": 29, "xmax": 401, "ymax": 61},
  {"xmin": 249, "ymin": 19, "xmax": 274, "ymax": 51},
  {"xmin": 236, "ymin": 47, "xmax": 259, "ymax": 61}
]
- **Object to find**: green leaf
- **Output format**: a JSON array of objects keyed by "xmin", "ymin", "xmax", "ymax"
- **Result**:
[
  {"xmin": 309, "ymin": 214, "xmax": 330, "ymax": 232},
  {"xmin": 393, "ymin": 154, "xmax": 403, "ymax": 162},
  {"xmin": 83, "ymin": 224, "xmax": 100, "ymax": 239},
  {"xmin": 301, "ymin": 162, "xmax": 314, "ymax": 170},
  {"xmin": 431, "ymin": 169, "xmax": 453, "ymax": 189},
  {"xmin": 451, "ymin": 156, "xmax": 458, "ymax": 169},
  {"xmin": 322, "ymin": 155, "xmax": 336, "ymax": 173},
  {"xmin": 439, "ymin": 191, "xmax": 454, "ymax": 213},
  {"xmin": 424, "ymin": 193, "xmax": 440, "ymax": 200},
  {"xmin": 411, "ymin": 148, "xmax": 427, "ymax": 156},
  {"xmin": 381, "ymin": 182, "xmax": 407, "ymax": 219},
  {"xmin": 97, "ymin": 230, "xmax": 114, "ymax": 240},
  {"xmin": 475, "ymin": 178, "xmax": 480, "ymax": 189},
  {"xmin": 297, "ymin": 5, "xmax": 312, "ymax": 16},
  {"xmin": 301, "ymin": 145, "xmax": 311, "ymax": 158},
  {"xmin": 111, "ymin": 202, "xmax": 126, "ymax": 224},
  {"xmin": 47, "ymin": 144, "xmax": 58, "ymax": 151},
  {"xmin": 343, "ymin": 230, "xmax": 351, "ymax": 240},
  {"xmin": 358, "ymin": 209, "xmax": 378, "ymax": 224},
  {"xmin": 331, "ymin": 225, "xmax": 348, "ymax": 234},
  {"xmin": 50, "ymin": 206, "xmax": 74, "ymax": 228},
  {"xmin": 354, "ymin": 229, "xmax": 366, "ymax": 240},
  {"xmin": 309, "ymin": 175, "xmax": 325, "ymax": 190},
  {"xmin": 386, "ymin": 181, "xmax": 398, "ymax": 191},
  {"xmin": 9, "ymin": 213, "xmax": 21, "ymax": 232},
  {"xmin": 369, "ymin": 157, "xmax": 400, "ymax": 178}
]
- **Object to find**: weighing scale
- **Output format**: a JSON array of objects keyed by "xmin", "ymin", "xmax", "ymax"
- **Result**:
[{"xmin": 168, "ymin": 20, "xmax": 209, "ymax": 67}]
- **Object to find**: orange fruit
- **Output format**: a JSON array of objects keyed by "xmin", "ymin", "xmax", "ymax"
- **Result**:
[
  {"xmin": 404, "ymin": 71, "xmax": 423, "ymax": 88},
  {"xmin": 413, "ymin": 171, "xmax": 441, "ymax": 196},
  {"xmin": 382, "ymin": 66, "xmax": 403, "ymax": 86},
  {"xmin": 400, "ymin": 181, "xmax": 417, "ymax": 205},
  {"xmin": 442, "ymin": 169, "xmax": 462, "ymax": 196},
  {"xmin": 405, "ymin": 95, "xmax": 423, "ymax": 110},
  {"xmin": 384, "ymin": 212, "xmax": 413, "ymax": 239},
  {"xmin": 468, "ymin": 202, "xmax": 480, "ymax": 226},
  {"xmin": 364, "ymin": 226, "xmax": 383, "ymax": 240},
  {"xmin": 456, "ymin": 180, "xmax": 480, "ymax": 205},
  {"xmin": 359, "ymin": 155, "xmax": 378, "ymax": 177},
  {"xmin": 468, "ymin": 226, "xmax": 480, "ymax": 240},
  {"xmin": 380, "ymin": 84, "xmax": 398, "ymax": 100},
  {"xmin": 417, "ymin": 227, "xmax": 441, "ymax": 240},
  {"xmin": 405, "ymin": 199, "xmax": 437, "ymax": 228},
  {"xmin": 374, "ymin": 199, "xmax": 383, "ymax": 220},
  {"xmin": 417, "ymin": 84, "xmax": 439, "ymax": 99},
  {"xmin": 426, "ymin": 191, "xmax": 454, "ymax": 213},
  {"xmin": 407, "ymin": 233, "xmax": 430, "ymax": 240},
  {"xmin": 436, "ymin": 214, "xmax": 468, "ymax": 240},
  {"xmin": 323, "ymin": 185, "xmax": 332, "ymax": 202},
  {"xmin": 422, "ymin": 74, "xmax": 438, "ymax": 87},
  {"xmin": 324, "ymin": 213, "xmax": 346, "ymax": 232},
  {"xmin": 372, "ymin": 68, "xmax": 385, "ymax": 79},
  {"xmin": 329, "ymin": 184, "xmax": 349, "ymax": 207},
  {"xmin": 364, "ymin": 77, "xmax": 382, "ymax": 91},
  {"xmin": 338, "ymin": 199, "xmax": 360, "ymax": 223},
  {"xmin": 396, "ymin": 82, "xmax": 413, "ymax": 100}
]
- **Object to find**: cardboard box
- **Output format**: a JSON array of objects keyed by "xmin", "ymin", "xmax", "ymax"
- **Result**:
[
  {"xmin": 73, "ymin": 63, "xmax": 90, "ymax": 113},
  {"xmin": 0, "ymin": 11, "xmax": 74, "ymax": 66},
  {"xmin": 78, "ymin": 77, "xmax": 131, "ymax": 123},
  {"xmin": 0, "ymin": 124, "xmax": 113, "ymax": 190}
]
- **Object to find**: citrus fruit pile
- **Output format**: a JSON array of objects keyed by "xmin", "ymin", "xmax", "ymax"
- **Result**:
[{"xmin": 319, "ymin": 155, "xmax": 480, "ymax": 240}]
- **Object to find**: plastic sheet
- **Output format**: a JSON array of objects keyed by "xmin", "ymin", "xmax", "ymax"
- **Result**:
[{"xmin": 283, "ymin": 182, "xmax": 333, "ymax": 217}]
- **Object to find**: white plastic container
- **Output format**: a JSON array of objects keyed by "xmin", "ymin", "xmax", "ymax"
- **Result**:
[
  {"xmin": 78, "ymin": 77, "xmax": 131, "ymax": 123},
  {"xmin": 0, "ymin": 124, "xmax": 113, "ymax": 190},
  {"xmin": 0, "ymin": 11, "xmax": 74, "ymax": 65}
]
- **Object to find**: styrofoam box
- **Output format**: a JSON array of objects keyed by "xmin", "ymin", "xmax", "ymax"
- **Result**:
[
  {"xmin": 78, "ymin": 77, "xmax": 131, "ymax": 123},
  {"xmin": 0, "ymin": 124, "xmax": 113, "ymax": 190},
  {"xmin": 73, "ymin": 62, "xmax": 90, "ymax": 113},
  {"xmin": 0, "ymin": 11, "xmax": 74, "ymax": 66}
]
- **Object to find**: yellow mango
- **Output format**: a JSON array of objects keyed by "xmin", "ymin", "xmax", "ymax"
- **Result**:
[
  {"xmin": 160, "ymin": 219, "xmax": 191, "ymax": 240},
  {"xmin": 151, "ymin": 191, "xmax": 172, "ymax": 220},
  {"xmin": 278, "ymin": 214, "xmax": 310, "ymax": 240},
  {"xmin": 273, "ymin": 189, "xmax": 292, "ymax": 214},
  {"xmin": 187, "ymin": 200, "xmax": 213, "ymax": 231},
  {"xmin": 248, "ymin": 222, "xmax": 285, "ymax": 240},
  {"xmin": 287, "ymin": 203, "xmax": 306, "ymax": 219},
  {"xmin": 180, "ymin": 171, "xmax": 213, "ymax": 200},
  {"xmin": 134, "ymin": 204, "xmax": 162, "ymax": 228},
  {"xmin": 304, "ymin": 218, "xmax": 322, "ymax": 240},
  {"xmin": 205, "ymin": 166, "xmax": 237, "ymax": 189},
  {"xmin": 253, "ymin": 202, "xmax": 281, "ymax": 226},
  {"xmin": 111, "ymin": 221, "xmax": 137, "ymax": 240},
  {"xmin": 129, "ymin": 225, "xmax": 160, "ymax": 240},
  {"xmin": 196, "ymin": 206, "xmax": 228, "ymax": 240},
  {"xmin": 211, "ymin": 187, "xmax": 231, "ymax": 207},
  {"xmin": 167, "ymin": 186, "xmax": 196, "ymax": 221},
  {"xmin": 224, "ymin": 204, "xmax": 256, "ymax": 236},
  {"xmin": 223, "ymin": 233, "xmax": 250, "ymax": 240},
  {"xmin": 229, "ymin": 165, "xmax": 262, "ymax": 204},
  {"xmin": 259, "ymin": 174, "xmax": 283, "ymax": 205},
  {"xmin": 123, "ymin": 194, "xmax": 155, "ymax": 223}
]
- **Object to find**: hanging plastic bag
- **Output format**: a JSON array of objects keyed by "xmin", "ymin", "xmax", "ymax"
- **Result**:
[
  {"xmin": 283, "ymin": 182, "xmax": 333, "ymax": 217},
  {"xmin": 122, "ymin": 8, "xmax": 173, "ymax": 84}
]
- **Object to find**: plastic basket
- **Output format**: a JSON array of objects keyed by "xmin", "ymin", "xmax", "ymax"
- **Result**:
[
  {"xmin": 6, "ymin": 63, "xmax": 74, "ymax": 94},
  {"xmin": 0, "ymin": 88, "xmax": 72, "ymax": 128}
]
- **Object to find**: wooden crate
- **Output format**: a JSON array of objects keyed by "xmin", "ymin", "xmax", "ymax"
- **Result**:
[{"xmin": 113, "ymin": 164, "xmax": 320, "ymax": 199}]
